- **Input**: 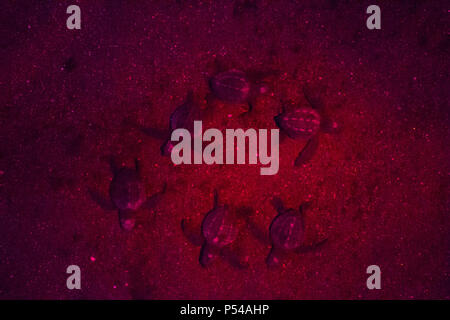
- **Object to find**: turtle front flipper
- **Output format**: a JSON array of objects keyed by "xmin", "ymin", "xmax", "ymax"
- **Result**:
[
  {"xmin": 294, "ymin": 135, "xmax": 319, "ymax": 167},
  {"xmin": 118, "ymin": 210, "xmax": 137, "ymax": 231},
  {"xmin": 295, "ymin": 238, "xmax": 328, "ymax": 254},
  {"xmin": 181, "ymin": 219, "xmax": 204, "ymax": 246},
  {"xmin": 199, "ymin": 243, "xmax": 218, "ymax": 267},
  {"xmin": 142, "ymin": 183, "xmax": 167, "ymax": 210},
  {"xmin": 88, "ymin": 188, "xmax": 116, "ymax": 211}
]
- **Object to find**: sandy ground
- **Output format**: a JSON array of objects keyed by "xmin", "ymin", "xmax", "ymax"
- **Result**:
[{"xmin": 0, "ymin": 0, "xmax": 449, "ymax": 299}]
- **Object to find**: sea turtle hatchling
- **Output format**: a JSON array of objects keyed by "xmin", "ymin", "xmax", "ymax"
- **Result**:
[
  {"xmin": 89, "ymin": 157, "xmax": 166, "ymax": 231},
  {"xmin": 266, "ymin": 197, "xmax": 327, "ymax": 267},
  {"xmin": 142, "ymin": 90, "xmax": 203, "ymax": 157},
  {"xmin": 242, "ymin": 197, "xmax": 327, "ymax": 268},
  {"xmin": 209, "ymin": 68, "xmax": 271, "ymax": 115},
  {"xmin": 181, "ymin": 190, "xmax": 248, "ymax": 269},
  {"xmin": 274, "ymin": 85, "xmax": 340, "ymax": 166}
]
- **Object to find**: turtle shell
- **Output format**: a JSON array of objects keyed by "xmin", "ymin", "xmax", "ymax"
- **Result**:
[
  {"xmin": 202, "ymin": 206, "xmax": 238, "ymax": 247},
  {"xmin": 109, "ymin": 169, "xmax": 146, "ymax": 211},
  {"xmin": 210, "ymin": 69, "xmax": 250, "ymax": 103},
  {"xmin": 274, "ymin": 107, "xmax": 321, "ymax": 139},
  {"xmin": 269, "ymin": 210, "xmax": 304, "ymax": 250}
]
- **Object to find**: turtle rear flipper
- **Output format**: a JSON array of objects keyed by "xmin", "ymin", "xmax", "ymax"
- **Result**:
[
  {"xmin": 294, "ymin": 135, "xmax": 319, "ymax": 167},
  {"xmin": 181, "ymin": 219, "xmax": 204, "ymax": 247},
  {"xmin": 295, "ymin": 238, "xmax": 328, "ymax": 254},
  {"xmin": 88, "ymin": 188, "xmax": 116, "ymax": 211},
  {"xmin": 142, "ymin": 183, "xmax": 167, "ymax": 210}
]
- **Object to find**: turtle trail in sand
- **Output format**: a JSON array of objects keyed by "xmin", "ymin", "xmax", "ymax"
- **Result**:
[
  {"xmin": 181, "ymin": 190, "xmax": 248, "ymax": 269},
  {"xmin": 89, "ymin": 157, "xmax": 166, "ymax": 231}
]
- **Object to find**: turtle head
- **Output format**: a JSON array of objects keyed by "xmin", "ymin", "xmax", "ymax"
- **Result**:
[
  {"xmin": 160, "ymin": 139, "xmax": 174, "ymax": 157},
  {"xmin": 119, "ymin": 210, "xmax": 136, "ymax": 232}
]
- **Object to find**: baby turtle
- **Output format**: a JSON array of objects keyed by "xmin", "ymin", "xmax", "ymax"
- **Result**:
[
  {"xmin": 208, "ymin": 58, "xmax": 274, "ymax": 115},
  {"xmin": 274, "ymin": 85, "xmax": 339, "ymax": 166},
  {"xmin": 89, "ymin": 157, "xmax": 166, "ymax": 231},
  {"xmin": 142, "ymin": 90, "xmax": 203, "ymax": 157},
  {"xmin": 266, "ymin": 197, "xmax": 327, "ymax": 267},
  {"xmin": 243, "ymin": 197, "xmax": 327, "ymax": 268},
  {"xmin": 181, "ymin": 190, "xmax": 248, "ymax": 268}
]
